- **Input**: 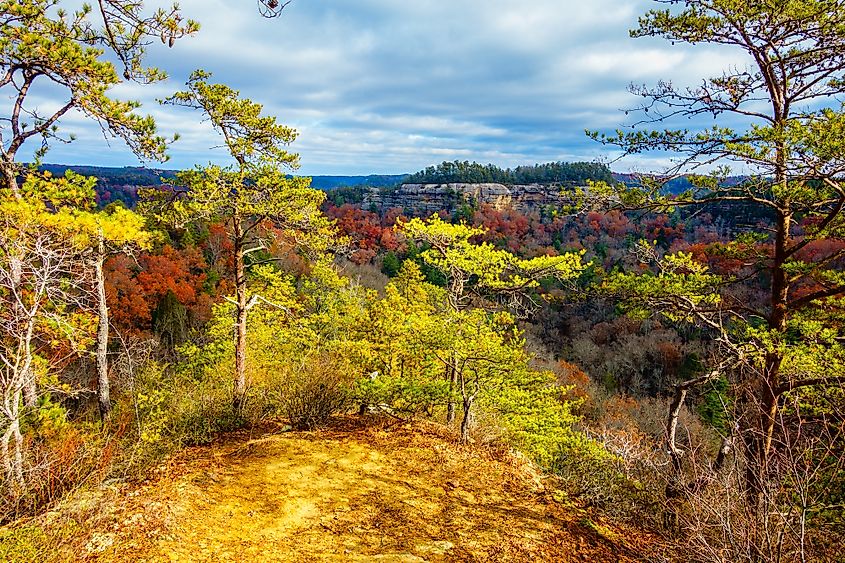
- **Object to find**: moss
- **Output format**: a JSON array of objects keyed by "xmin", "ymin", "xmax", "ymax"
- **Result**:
[{"xmin": 0, "ymin": 525, "xmax": 50, "ymax": 563}]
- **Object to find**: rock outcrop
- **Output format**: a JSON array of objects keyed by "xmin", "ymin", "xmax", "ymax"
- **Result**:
[{"xmin": 362, "ymin": 183, "xmax": 578, "ymax": 215}]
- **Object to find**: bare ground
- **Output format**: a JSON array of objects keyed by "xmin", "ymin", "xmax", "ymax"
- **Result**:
[{"xmin": 4, "ymin": 418, "xmax": 657, "ymax": 562}]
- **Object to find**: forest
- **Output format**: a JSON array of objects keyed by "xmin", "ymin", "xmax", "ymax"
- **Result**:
[
  {"xmin": 1, "ymin": 1, "xmax": 844, "ymax": 562},
  {"xmin": 403, "ymin": 160, "xmax": 615, "ymax": 185}
]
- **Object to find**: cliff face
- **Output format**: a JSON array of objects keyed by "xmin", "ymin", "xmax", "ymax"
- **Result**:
[{"xmin": 362, "ymin": 183, "xmax": 575, "ymax": 214}]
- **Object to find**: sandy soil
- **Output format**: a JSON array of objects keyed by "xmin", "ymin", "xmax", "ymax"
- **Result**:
[{"xmin": 10, "ymin": 419, "xmax": 653, "ymax": 562}]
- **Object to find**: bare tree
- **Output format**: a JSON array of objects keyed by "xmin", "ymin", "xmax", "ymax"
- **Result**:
[{"xmin": 0, "ymin": 213, "xmax": 89, "ymax": 491}]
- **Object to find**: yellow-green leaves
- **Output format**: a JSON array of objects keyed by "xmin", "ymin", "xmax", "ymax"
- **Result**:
[
  {"xmin": 149, "ymin": 72, "xmax": 333, "ymax": 255},
  {"xmin": 603, "ymin": 243, "xmax": 723, "ymax": 323},
  {"xmin": 3, "ymin": 172, "xmax": 154, "ymax": 252},
  {"xmin": 399, "ymin": 214, "xmax": 587, "ymax": 315},
  {"xmin": 163, "ymin": 70, "xmax": 300, "ymax": 170}
]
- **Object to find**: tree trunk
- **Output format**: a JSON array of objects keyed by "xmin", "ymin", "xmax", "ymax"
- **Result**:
[
  {"xmin": 446, "ymin": 361, "xmax": 457, "ymax": 425},
  {"xmin": 459, "ymin": 396, "xmax": 473, "ymax": 444},
  {"xmin": 9, "ymin": 254, "xmax": 37, "ymax": 408},
  {"xmin": 21, "ymin": 319, "xmax": 37, "ymax": 408},
  {"xmin": 233, "ymin": 217, "xmax": 248, "ymax": 412},
  {"xmin": 743, "ymin": 142, "xmax": 791, "ymax": 512},
  {"xmin": 95, "ymin": 236, "xmax": 111, "ymax": 420},
  {"xmin": 2, "ymin": 391, "xmax": 25, "ymax": 492},
  {"xmin": 1, "ymin": 159, "xmax": 19, "ymax": 196}
]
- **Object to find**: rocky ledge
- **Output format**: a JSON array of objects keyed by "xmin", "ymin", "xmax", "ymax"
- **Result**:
[{"xmin": 362, "ymin": 183, "xmax": 577, "ymax": 215}]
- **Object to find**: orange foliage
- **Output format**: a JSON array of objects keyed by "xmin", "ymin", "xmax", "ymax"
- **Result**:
[{"xmin": 106, "ymin": 244, "xmax": 215, "ymax": 333}]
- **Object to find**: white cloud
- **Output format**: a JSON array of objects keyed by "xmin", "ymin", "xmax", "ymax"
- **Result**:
[{"xmin": 13, "ymin": 0, "xmax": 763, "ymax": 175}]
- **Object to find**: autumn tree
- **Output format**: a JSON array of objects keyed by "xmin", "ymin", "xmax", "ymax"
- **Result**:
[
  {"xmin": 146, "ymin": 71, "xmax": 333, "ymax": 411},
  {"xmin": 591, "ymin": 0, "xmax": 845, "ymax": 557},
  {"xmin": 106, "ymin": 244, "xmax": 214, "ymax": 335},
  {"xmin": 0, "ymin": 173, "xmax": 98, "ymax": 490}
]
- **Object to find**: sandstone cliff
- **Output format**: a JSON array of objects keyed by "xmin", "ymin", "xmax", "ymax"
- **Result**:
[{"xmin": 362, "ymin": 183, "xmax": 578, "ymax": 214}]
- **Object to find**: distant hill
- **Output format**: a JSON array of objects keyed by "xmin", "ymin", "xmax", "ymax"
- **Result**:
[
  {"xmin": 611, "ymin": 172, "xmax": 750, "ymax": 194},
  {"xmin": 308, "ymin": 175, "xmax": 408, "ymax": 190},
  {"xmin": 32, "ymin": 164, "xmax": 409, "ymax": 207},
  {"xmin": 38, "ymin": 164, "xmax": 406, "ymax": 189},
  {"xmin": 40, "ymin": 163, "xmax": 178, "ymax": 183}
]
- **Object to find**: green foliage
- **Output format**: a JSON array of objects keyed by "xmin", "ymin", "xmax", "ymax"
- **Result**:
[
  {"xmin": 351, "ymin": 262, "xmax": 447, "ymax": 414},
  {"xmin": 697, "ymin": 375, "xmax": 730, "ymax": 434},
  {"xmin": 380, "ymin": 251, "xmax": 401, "ymax": 277},
  {"xmin": 0, "ymin": 0, "xmax": 198, "ymax": 176},
  {"xmin": 165, "ymin": 70, "xmax": 299, "ymax": 169},
  {"xmin": 400, "ymin": 214, "xmax": 587, "ymax": 315},
  {"xmin": 488, "ymin": 369, "xmax": 583, "ymax": 467},
  {"xmin": 146, "ymin": 71, "xmax": 334, "ymax": 250},
  {"xmin": 602, "ymin": 242, "xmax": 722, "ymax": 323},
  {"xmin": 354, "ymin": 375, "xmax": 450, "ymax": 417},
  {"xmin": 129, "ymin": 358, "xmax": 241, "ymax": 449},
  {"xmin": 406, "ymin": 160, "xmax": 613, "ymax": 185},
  {"xmin": 587, "ymin": 2, "xmax": 845, "ymax": 555},
  {"xmin": 142, "ymin": 70, "xmax": 337, "ymax": 410}
]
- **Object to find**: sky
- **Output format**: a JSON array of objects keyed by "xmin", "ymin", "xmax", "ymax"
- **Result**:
[{"xmin": 24, "ymin": 0, "xmax": 751, "ymax": 176}]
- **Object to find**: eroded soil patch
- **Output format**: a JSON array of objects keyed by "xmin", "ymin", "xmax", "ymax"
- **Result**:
[{"xmin": 5, "ymin": 420, "xmax": 652, "ymax": 562}]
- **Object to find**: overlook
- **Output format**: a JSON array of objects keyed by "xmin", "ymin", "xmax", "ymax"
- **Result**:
[{"xmin": 1, "ymin": 1, "xmax": 844, "ymax": 562}]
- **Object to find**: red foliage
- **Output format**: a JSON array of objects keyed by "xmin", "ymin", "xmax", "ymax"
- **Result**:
[{"xmin": 106, "ymin": 245, "xmax": 214, "ymax": 333}]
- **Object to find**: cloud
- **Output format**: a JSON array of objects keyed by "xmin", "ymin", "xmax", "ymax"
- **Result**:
[{"xmin": 16, "ymin": 0, "xmax": 760, "ymax": 175}]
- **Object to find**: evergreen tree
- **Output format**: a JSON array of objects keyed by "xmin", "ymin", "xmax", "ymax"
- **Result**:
[
  {"xmin": 590, "ymin": 0, "xmax": 845, "ymax": 551},
  {"xmin": 145, "ymin": 71, "xmax": 333, "ymax": 412},
  {"xmin": 0, "ymin": 0, "xmax": 198, "ymax": 193}
]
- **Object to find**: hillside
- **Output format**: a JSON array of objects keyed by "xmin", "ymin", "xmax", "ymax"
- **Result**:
[
  {"xmin": 1, "ymin": 420, "xmax": 657, "ymax": 563},
  {"xmin": 34, "ymin": 165, "xmax": 408, "ymax": 205}
]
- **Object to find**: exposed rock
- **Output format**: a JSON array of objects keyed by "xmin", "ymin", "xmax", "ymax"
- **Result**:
[{"xmin": 362, "ymin": 183, "xmax": 579, "ymax": 215}]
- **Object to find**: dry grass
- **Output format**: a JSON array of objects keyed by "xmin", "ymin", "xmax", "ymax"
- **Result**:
[{"xmin": 2, "ymin": 417, "xmax": 662, "ymax": 562}]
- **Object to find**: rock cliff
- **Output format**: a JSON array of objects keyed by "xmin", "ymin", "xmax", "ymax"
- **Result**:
[{"xmin": 362, "ymin": 183, "xmax": 578, "ymax": 215}]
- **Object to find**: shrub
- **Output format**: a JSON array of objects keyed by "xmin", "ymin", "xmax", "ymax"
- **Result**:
[
  {"xmin": 550, "ymin": 437, "xmax": 656, "ymax": 518},
  {"xmin": 0, "ymin": 526, "xmax": 49, "ymax": 562},
  {"xmin": 1, "ymin": 399, "xmax": 112, "ymax": 523},
  {"xmin": 273, "ymin": 354, "xmax": 354, "ymax": 430},
  {"xmin": 353, "ymin": 374, "xmax": 450, "ymax": 419},
  {"xmin": 111, "ymin": 356, "xmax": 244, "ymax": 481}
]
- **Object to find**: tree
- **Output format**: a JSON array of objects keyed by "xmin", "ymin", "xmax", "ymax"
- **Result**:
[
  {"xmin": 105, "ymin": 244, "xmax": 213, "ymax": 334},
  {"xmin": 355, "ymin": 261, "xmax": 450, "ymax": 418},
  {"xmin": 434, "ymin": 309, "xmax": 527, "ymax": 443},
  {"xmin": 0, "ymin": 173, "xmax": 97, "ymax": 491},
  {"xmin": 400, "ymin": 214, "xmax": 586, "ymax": 316},
  {"xmin": 20, "ymin": 172, "xmax": 154, "ymax": 419},
  {"xmin": 399, "ymin": 214, "xmax": 586, "ymax": 423},
  {"xmin": 88, "ymin": 204, "xmax": 153, "ymax": 419},
  {"xmin": 590, "ymin": 0, "xmax": 845, "ymax": 556},
  {"xmin": 146, "ymin": 70, "xmax": 333, "ymax": 411},
  {"xmin": 0, "ymin": 0, "xmax": 193, "ymax": 425},
  {"xmin": 0, "ymin": 0, "xmax": 198, "ymax": 193}
]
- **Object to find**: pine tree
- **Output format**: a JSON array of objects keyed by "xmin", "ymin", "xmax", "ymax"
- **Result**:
[
  {"xmin": 145, "ymin": 71, "xmax": 334, "ymax": 411},
  {"xmin": 589, "ymin": 0, "xmax": 845, "ymax": 548}
]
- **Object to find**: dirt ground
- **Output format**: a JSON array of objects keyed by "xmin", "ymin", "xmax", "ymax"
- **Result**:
[{"xmin": 6, "ymin": 419, "xmax": 655, "ymax": 562}]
